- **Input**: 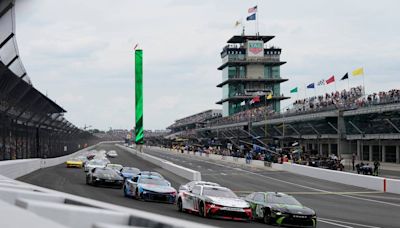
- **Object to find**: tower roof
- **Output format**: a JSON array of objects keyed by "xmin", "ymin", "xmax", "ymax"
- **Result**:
[{"xmin": 227, "ymin": 35, "xmax": 275, "ymax": 44}]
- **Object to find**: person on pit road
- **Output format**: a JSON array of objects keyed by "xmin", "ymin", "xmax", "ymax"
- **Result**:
[
  {"xmin": 352, "ymin": 153, "xmax": 356, "ymax": 171},
  {"xmin": 373, "ymin": 160, "xmax": 380, "ymax": 176}
]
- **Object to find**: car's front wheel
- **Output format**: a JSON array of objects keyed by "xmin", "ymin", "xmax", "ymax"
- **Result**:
[
  {"xmin": 177, "ymin": 198, "xmax": 183, "ymax": 212},
  {"xmin": 263, "ymin": 209, "xmax": 272, "ymax": 224},
  {"xmin": 199, "ymin": 202, "xmax": 206, "ymax": 217}
]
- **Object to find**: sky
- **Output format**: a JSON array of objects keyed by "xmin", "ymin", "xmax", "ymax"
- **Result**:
[{"xmin": 14, "ymin": 0, "xmax": 400, "ymax": 130}]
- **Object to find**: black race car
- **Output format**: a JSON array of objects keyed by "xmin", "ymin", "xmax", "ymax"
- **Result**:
[
  {"xmin": 86, "ymin": 167, "xmax": 124, "ymax": 188},
  {"xmin": 245, "ymin": 192, "xmax": 317, "ymax": 227}
]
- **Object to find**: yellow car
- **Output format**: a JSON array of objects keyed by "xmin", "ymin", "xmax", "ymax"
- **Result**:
[{"xmin": 65, "ymin": 158, "xmax": 83, "ymax": 168}]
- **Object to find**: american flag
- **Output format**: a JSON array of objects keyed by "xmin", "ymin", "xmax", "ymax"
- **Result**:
[{"xmin": 248, "ymin": 5, "xmax": 257, "ymax": 14}]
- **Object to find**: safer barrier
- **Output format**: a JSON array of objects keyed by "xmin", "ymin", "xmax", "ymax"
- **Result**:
[
  {"xmin": 0, "ymin": 141, "xmax": 112, "ymax": 179},
  {"xmin": 116, "ymin": 144, "xmax": 201, "ymax": 181}
]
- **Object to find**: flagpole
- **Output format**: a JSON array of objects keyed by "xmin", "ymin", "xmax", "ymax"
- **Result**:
[
  {"xmin": 347, "ymin": 76, "xmax": 350, "ymax": 91},
  {"xmin": 362, "ymin": 71, "xmax": 366, "ymax": 97},
  {"xmin": 304, "ymin": 84, "xmax": 307, "ymax": 99}
]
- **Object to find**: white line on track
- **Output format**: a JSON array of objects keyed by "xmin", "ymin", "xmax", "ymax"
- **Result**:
[
  {"xmin": 207, "ymin": 168, "xmax": 213, "ymax": 171},
  {"xmin": 319, "ymin": 219, "xmax": 354, "ymax": 228},
  {"xmin": 319, "ymin": 218, "xmax": 381, "ymax": 228}
]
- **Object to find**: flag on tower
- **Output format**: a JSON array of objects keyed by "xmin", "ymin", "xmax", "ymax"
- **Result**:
[
  {"xmin": 246, "ymin": 13, "xmax": 256, "ymax": 21},
  {"xmin": 317, "ymin": 79, "xmax": 325, "ymax": 86},
  {"xmin": 307, "ymin": 83, "xmax": 315, "ymax": 89},
  {"xmin": 248, "ymin": 5, "xmax": 257, "ymax": 13}
]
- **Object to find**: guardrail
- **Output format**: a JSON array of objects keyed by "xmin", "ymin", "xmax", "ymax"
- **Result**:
[
  {"xmin": 149, "ymin": 146, "xmax": 400, "ymax": 194},
  {"xmin": 116, "ymin": 144, "xmax": 201, "ymax": 181}
]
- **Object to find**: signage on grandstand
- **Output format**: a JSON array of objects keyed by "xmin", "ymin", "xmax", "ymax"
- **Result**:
[{"xmin": 247, "ymin": 40, "xmax": 264, "ymax": 57}]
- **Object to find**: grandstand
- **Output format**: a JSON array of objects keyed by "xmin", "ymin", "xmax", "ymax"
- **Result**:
[{"xmin": 0, "ymin": 0, "xmax": 98, "ymax": 160}]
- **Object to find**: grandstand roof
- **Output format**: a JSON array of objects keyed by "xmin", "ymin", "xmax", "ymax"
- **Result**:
[{"xmin": 0, "ymin": 62, "xmax": 66, "ymax": 114}]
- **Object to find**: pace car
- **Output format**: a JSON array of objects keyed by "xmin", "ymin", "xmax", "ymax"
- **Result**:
[
  {"xmin": 244, "ymin": 192, "xmax": 317, "ymax": 227},
  {"xmin": 123, "ymin": 175, "xmax": 176, "ymax": 203},
  {"xmin": 120, "ymin": 167, "xmax": 141, "ymax": 180},
  {"xmin": 65, "ymin": 158, "xmax": 83, "ymax": 168},
  {"xmin": 177, "ymin": 185, "xmax": 252, "ymax": 221},
  {"xmin": 86, "ymin": 167, "xmax": 124, "ymax": 188}
]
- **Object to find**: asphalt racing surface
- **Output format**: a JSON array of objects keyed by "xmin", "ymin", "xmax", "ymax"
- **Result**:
[{"xmin": 19, "ymin": 144, "xmax": 400, "ymax": 228}]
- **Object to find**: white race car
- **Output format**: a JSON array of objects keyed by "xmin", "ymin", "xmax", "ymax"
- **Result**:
[
  {"xmin": 106, "ymin": 150, "xmax": 118, "ymax": 158},
  {"xmin": 177, "ymin": 185, "xmax": 252, "ymax": 221}
]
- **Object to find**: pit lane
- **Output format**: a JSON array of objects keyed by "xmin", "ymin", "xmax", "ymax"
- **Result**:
[{"xmin": 18, "ymin": 143, "xmax": 400, "ymax": 228}]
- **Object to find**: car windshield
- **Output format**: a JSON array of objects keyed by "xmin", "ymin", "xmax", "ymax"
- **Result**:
[
  {"xmin": 122, "ymin": 167, "xmax": 140, "ymax": 174},
  {"xmin": 203, "ymin": 187, "xmax": 237, "ymax": 198},
  {"xmin": 95, "ymin": 169, "xmax": 119, "ymax": 177},
  {"xmin": 140, "ymin": 172, "xmax": 161, "ymax": 177},
  {"xmin": 269, "ymin": 195, "xmax": 302, "ymax": 206},
  {"xmin": 90, "ymin": 160, "xmax": 106, "ymax": 166},
  {"xmin": 139, "ymin": 178, "xmax": 169, "ymax": 186},
  {"xmin": 107, "ymin": 164, "xmax": 123, "ymax": 169}
]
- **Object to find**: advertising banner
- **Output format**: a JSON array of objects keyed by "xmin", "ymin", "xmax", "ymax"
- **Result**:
[{"xmin": 247, "ymin": 40, "xmax": 264, "ymax": 57}]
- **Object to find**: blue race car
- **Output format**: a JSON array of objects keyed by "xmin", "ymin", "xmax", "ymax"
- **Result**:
[
  {"xmin": 120, "ymin": 167, "xmax": 141, "ymax": 180},
  {"xmin": 123, "ymin": 174, "xmax": 177, "ymax": 204}
]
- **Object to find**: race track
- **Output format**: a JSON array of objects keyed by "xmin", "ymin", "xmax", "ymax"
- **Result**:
[{"xmin": 18, "ymin": 144, "xmax": 400, "ymax": 228}]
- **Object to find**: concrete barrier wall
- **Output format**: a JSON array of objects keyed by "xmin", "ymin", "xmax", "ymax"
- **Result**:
[
  {"xmin": 385, "ymin": 178, "xmax": 400, "ymax": 194},
  {"xmin": 0, "ymin": 142, "xmax": 109, "ymax": 179},
  {"xmin": 281, "ymin": 163, "xmax": 385, "ymax": 191},
  {"xmin": 148, "ymin": 146, "xmax": 400, "ymax": 194},
  {"xmin": 116, "ymin": 145, "xmax": 201, "ymax": 181}
]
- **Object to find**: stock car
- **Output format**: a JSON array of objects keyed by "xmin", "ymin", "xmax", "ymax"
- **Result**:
[
  {"xmin": 176, "ymin": 185, "xmax": 252, "ymax": 221},
  {"xmin": 65, "ymin": 158, "xmax": 83, "ymax": 168},
  {"xmin": 123, "ymin": 175, "xmax": 177, "ymax": 203},
  {"xmin": 106, "ymin": 150, "xmax": 118, "ymax": 158},
  {"xmin": 120, "ymin": 167, "xmax": 141, "ymax": 180},
  {"xmin": 86, "ymin": 167, "xmax": 124, "ymax": 188},
  {"xmin": 244, "ymin": 192, "xmax": 317, "ymax": 227}
]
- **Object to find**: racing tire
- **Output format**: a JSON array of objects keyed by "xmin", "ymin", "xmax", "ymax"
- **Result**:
[
  {"xmin": 263, "ymin": 209, "xmax": 272, "ymax": 225},
  {"xmin": 123, "ymin": 186, "xmax": 129, "ymax": 197},
  {"xmin": 177, "ymin": 198, "xmax": 183, "ymax": 212},
  {"xmin": 198, "ymin": 202, "xmax": 206, "ymax": 217},
  {"xmin": 135, "ymin": 188, "xmax": 140, "ymax": 200}
]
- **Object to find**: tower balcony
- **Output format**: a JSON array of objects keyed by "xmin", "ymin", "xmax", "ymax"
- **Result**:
[
  {"xmin": 216, "ymin": 94, "xmax": 290, "ymax": 105},
  {"xmin": 216, "ymin": 77, "xmax": 288, "ymax": 88},
  {"xmin": 218, "ymin": 56, "xmax": 286, "ymax": 70}
]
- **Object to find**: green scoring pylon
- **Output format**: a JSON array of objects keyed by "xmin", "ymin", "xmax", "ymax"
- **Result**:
[{"xmin": 135, "ymin": 49, "xmax": 144, "ymax": 144}]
